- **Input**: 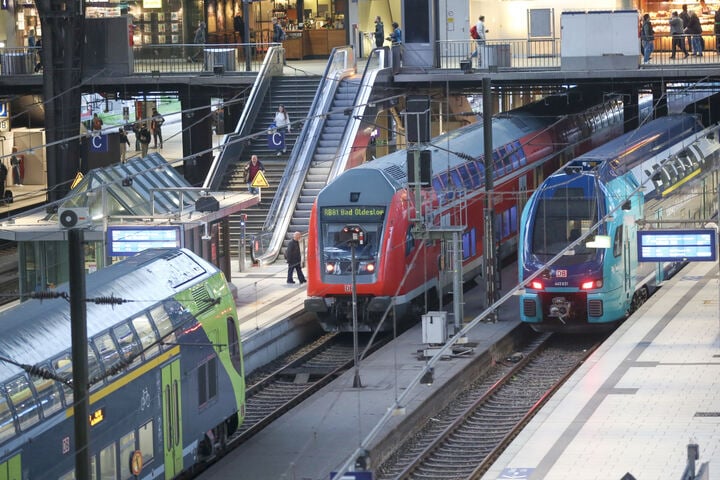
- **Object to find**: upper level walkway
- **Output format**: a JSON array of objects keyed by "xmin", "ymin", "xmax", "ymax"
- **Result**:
[{"xmin": 3, "ymin": 34, "xmax": 720, "ymax": 89}]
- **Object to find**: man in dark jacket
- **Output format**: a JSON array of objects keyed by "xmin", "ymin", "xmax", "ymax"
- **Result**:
[
  {"xmin": 286, "ymin": 231, "xmax": 306, "ymax": 285},
  {"xmin": 0, "ymin": 160, "xmax": 7, "ymax": 201},
  {"xmin": 137, "ymin": 123, "xmax": 151, "ymax": 157}
]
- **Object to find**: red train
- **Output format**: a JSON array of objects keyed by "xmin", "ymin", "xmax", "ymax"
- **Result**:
[{"xmin": 304, "ymin": 91, "xmax": 626, "ymax": 332}]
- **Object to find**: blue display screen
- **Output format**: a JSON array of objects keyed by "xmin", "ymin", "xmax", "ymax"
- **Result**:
[
  {"xmin": 107, "ymin": 226, "xmax": 181, "ymax": 256},
  {"xmin": 637, "ymin": 229, "xmax": 717, "ymax": 262}
]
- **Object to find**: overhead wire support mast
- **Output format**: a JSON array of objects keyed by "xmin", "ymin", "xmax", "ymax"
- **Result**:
[{"xmin": 482, "ymin": 77, "xmax": 499, "ymax": 321}]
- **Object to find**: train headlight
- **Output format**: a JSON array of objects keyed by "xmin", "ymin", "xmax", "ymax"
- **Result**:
[
  {"xmin": 581, "ymin": 279, "xmax": 603, "ymax": 290},
  {"xmin": 530, "ymin": 281, "xmax": 543, "ymax": 290},
  {"xmin": 361, "ymin": 262, "xmax": 375, "ymax": 273},
  {"xmin": 325, "ymin": 263, "xmax": 335, "ymax": 273}
]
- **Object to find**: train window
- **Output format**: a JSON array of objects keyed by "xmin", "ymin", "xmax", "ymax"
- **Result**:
[
  {"xmin": 227, "ymin": 317, "xmax": 243, "ymax": 375},
  {"xmin": 99, "ymin": 441, "xmax": 117, "ymax": 480},
  {"xmin": 462, "ymin": 229, "xmax": 476, "ymax": 259},
  {"xmin": 613, "ymin": 227, "xmax": 623, "ymax": 257},
  {"xmin": 149, "ymin": 304, "xmax": 174, "ymax": 341},
  {"xmin": 5, "ymin": 375, "xmax": 39, "ymax": 431},
  {"xmin": 0, "ymin": 390, "xmax": 15, "ymax": 444},
  {"xmin": 51, "ymin": 353, "xmax": 73, "ymax": 406},
  {"xmin": 132, "ymin": 315, "xmax": 160, "ymax": 359},
  {"xmin": 87, "ymin": 347, "xmax": 104, "ymax": 388},
  {"xmin": 465, "ymin": 162, "xmax": 480, "ymax": 188},
  {"xmin": 198, "ymin": 358, "xmax": 218, "ymax": 407},
  {"xmin": 31, "ymin": 369, "xmax": 63, "ymax": 418},
  {"xmin": 139, "ymin": 420, "xmax": 154, "ymax": 466},
  {"xmin": 453, "ymin": 167, "xmax": 471, "ymax": 190},
  {"xmin": 493, "ymin": 151, "xmax": 505, "ymax": 176},
  {"xmin": 113, "ymin": 323, "xmax": 142, "ymax": 367},
  {"xmin": 509, "ymin": 206, "xmax": 518, "ymax": 234},
  {"xmin": 514, "ymin": 141, "xmax": 526, "ymax": 166},
  {"xmin": 119, "ymin": 431, "xmax": 136, "ymax": 480},
  {"xmin": 450, "ymin": 170, "xmax": 465, "ymax": 189},
  {"xmin": 93, "ymin": 332, "xmax": 121, "ymax": 378},
  {"xmin": 502, "ymin": 210, "xmax": 511, "ymax": 238}
]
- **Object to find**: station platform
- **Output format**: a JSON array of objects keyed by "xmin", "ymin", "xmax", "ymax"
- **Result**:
[
  {"xmin": 204, "ymin": 260, "xmax": 526, "ymax": 480},
  {"xmin": 483, "ymin": 260, "xmax": 720, "ymax": 480}
]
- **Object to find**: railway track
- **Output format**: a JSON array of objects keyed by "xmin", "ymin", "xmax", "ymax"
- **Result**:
[
  {"xmin": 376, "ymin": 332, "xmax": 605, "ymax": 480},
  {"xmin": 184, "ymin": 332, "xmax": 390, "ymax": 478}
]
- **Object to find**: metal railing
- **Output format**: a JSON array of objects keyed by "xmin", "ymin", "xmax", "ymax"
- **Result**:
[
  {"xmin": 0, "ymin": 47, "xmax": 41, "ymax": 75},
  {"xmin": 131, "ymin": 42, "xmax": 280, "ymax": 74}
]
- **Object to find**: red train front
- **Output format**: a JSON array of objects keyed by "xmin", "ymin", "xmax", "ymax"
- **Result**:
[{"xmin": 305, "ymin": 93, "xmax": 624, "ymax": 332}]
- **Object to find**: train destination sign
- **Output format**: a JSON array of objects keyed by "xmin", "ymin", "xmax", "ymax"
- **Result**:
[
  {"xmin": 637, "ymin": 229, "xmax": 717, "ymax": 262},
  {"xmin": 321, "ymin": 206, "xmax": 386, "ymax": 222}
]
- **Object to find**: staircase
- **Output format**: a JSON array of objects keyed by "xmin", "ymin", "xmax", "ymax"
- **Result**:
[
  {"xmin": 287, "ymin": 76, "xmax": 362, "ymax": 238},
  {"xmin": 221, "ymin": 75, "xmax": 322, "ymax": 256}
]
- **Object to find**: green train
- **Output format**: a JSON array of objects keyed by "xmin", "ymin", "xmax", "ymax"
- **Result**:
[{"xmin": 0, "ymin": 248, "xmax": 245, "ymax": 479}]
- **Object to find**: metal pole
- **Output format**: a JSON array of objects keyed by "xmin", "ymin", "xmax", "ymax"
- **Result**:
[
  {"xmin": 69, "ymin": 229, "xmax": 90, "ymax": 480},
  {"xmin": 482, "ymin": 77, "xmax": 497, "ymax": 318},
  {"xmin": 238, "ymin": 214, "xmax": 247, "ymax": 272},
  {"xmin": 351, "ymin": 242, "xmax": 362, "ymax": 388},
  {"xmin": 243, "ymin": 0, "xmax": 251, "ymax": 71},
  {"xmin": 452, "ymin": 230, "xmax": 462, "ymax": 330}
]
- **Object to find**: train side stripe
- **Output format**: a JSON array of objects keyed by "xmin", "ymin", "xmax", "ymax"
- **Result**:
[
  {"xmin": 65, "ymin": 346, "xmax": 181, "ymax": 418},
  {"xmin": 660, "ymin": 168, "xmax": 701, "ymax": 196}
]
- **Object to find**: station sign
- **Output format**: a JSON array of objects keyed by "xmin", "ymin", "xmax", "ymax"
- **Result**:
[
  {"xmin": 0, "ymin": 103, "xmax": 9, "ymax": 132},
  {"xmin": 107, "ymin": 226, "xmax": 181, "ymax": 257},
  {"xmin": 637, "ymin": 229, "xmax": 717, "ymax": 262}
]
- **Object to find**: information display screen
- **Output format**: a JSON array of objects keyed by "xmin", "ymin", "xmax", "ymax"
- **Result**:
[
  {"xmin": 320, "ymin": 206, "xmax": 386, "ymax": 223},
  {"xmin": 108, "ymin": 226, "xmax": 181, "ymax": 256},
  {"xmin": 637, "ymin": 229, "xmax": 717, "ymax": 262}
]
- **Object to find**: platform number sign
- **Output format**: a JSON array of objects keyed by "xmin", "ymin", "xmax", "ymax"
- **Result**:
[{"xmin": 0, "ymin": 103, "xmax": 9, "ymax": 132}]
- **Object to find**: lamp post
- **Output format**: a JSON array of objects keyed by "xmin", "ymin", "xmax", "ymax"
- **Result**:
[{"xmin": 342, "ymin": 224, "xmax": 364, "ymax": 388}]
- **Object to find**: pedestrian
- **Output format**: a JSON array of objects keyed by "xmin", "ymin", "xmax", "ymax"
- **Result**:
[
  {"xmin": 470, "ymin": 15, "xmax": 488, "ymax": 67},
  {"xmin": 27, "ymin": 29, "xmax": 36, "ymax": 48},
  {"xmin": 285, "ymin": 231, "xmax": 306, "ymax": 285},
  {"xmin": 641, "ymin": 13, "xmax": 654, "ymax": 64},
  {"xmin": 92, "ymin": 113, "xmax": 103, "ymax": 132},
  {"xmin": 272, "ymin": 17, "xmax": 286, "ymax": 43},
  {"xmin": 686, "ymin": 10, "xmax": 703, "ymax": 56},
  {"xmin": 118, "ymin": 127, "xmax": 130, "ymax": 163},
  {"xmin": 670, "ymin": 11, "xmax": 689, "ymax": 58},
  {"xmin": 150, "ymin": 107, "xmax": 164, "ymax": 149},
  {"xmin": 243, "ymin": 154, "xmax": 265, "ymax": 194},
  {"xmin": 33, "ymin": 37, "xmax": 43, "ymax": 73},
  {"xmin": 138, "ymin": 123, "xmax": 151, "ymax": 157},
  {"xmin": 130, "ymin": 121, "xmax": 141, "ymax": 151},
  {"xmin": 188, "ymin": 21, "xmax": 206, "ymax": 63},
  {"xmin": 273, "ymin": 105, "xmax": 291, "ymax": 155},
  {"xmin": 234, "ymin": 14, "xmax": 245, "ymax": 43},
  {"xmin": 10, "ymin": 147, "xmax": 23, "ymax": 186},
  {"xmin": 374, "ymin": 16, "xmax": 384, "ymax": 48},
  {"xmin": 680, "ymin": 5, "xmax": 692, "ymax": 52},
  {"xmin": 389, "ymin": 22, "xmax": 402, "ymax": 44},
  {"xmin": 0, "ymin": 158, "xmax": 7, "ymax": 201}
]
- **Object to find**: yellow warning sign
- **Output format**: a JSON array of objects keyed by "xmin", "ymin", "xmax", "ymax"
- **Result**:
[
  {"xmin": 251, "ymin": 170, "xmax": 269, "ymax": 188},
  {"xmin": 70, "ymin": 172, "xmax": 84, "ymax": 189}
]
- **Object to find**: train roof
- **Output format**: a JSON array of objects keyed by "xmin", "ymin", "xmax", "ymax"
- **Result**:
[
  {"xmin": 354, "ymin": 114, "xmax": 546, "ymax": 185},
  {"xmin": 563, "ymin": 114, "xmax": 703, "ymax": 181},
  {"xmin": 0, "ymin": 248, "xmax": 220, "ymax": 381}
]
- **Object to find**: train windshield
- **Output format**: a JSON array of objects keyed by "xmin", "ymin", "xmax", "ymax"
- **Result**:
[
  {"xmin": 319, "ymin": 206, "xmax": 386, "ymax": 276},
  {"xmin": 530, "ymin": 186, "xmax": 599, "ymax": 262}
]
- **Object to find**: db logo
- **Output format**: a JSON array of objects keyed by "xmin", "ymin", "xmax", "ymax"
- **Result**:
[{"xmin": 344, "ymin": 285, "xmax": 352, "ymax": 292}]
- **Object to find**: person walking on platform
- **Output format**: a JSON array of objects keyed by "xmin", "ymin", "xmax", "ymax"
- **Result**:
[
  {"xmin": 243, "ymin": 154, "xmax": 265, "ymax": 194},
  {"xmin": 470, "ymin": 15, "xmax": 488, "ymax": 67},
  {"xmin": 641, "ymin": 13, "xmax": 655, "ymax": 63},
  {"xmin": 188, "ymin": 21, "xmax": 206, "ymax": 63},
  {"xmin": 374, "ymin": 16, "xmax": 384, "ymax": 48},
  {"xmin": 685, "ymin": 10, "xmax": 703, "ymax": 56},
  {"xmin": 285, "ymin": 231, "xmax": 306, "ymax": 285},
  {"xmin": 10, "ymin": 147, "xmax": 23, "ymax": 186},
  {"xmin": 138, "ymin": 123, "xmax": 151, "ymax": 157},
  {"xmin": 150, "ymin": 107, "xmax": 164, "ymax": 149},
  {"xmin": 670, "ymin": 11, "xmax": 689, "ymax": 58},
  {"xmin": 680, "ymin": 4, "xmax": 692, "ymax": 52},
  {"xmin": 0, "ymin": 159, "xmax": 7, "ymax": 202},
  {"xmin": 118, "ymin": 127, "xmax": 130, "ymax": 164}
]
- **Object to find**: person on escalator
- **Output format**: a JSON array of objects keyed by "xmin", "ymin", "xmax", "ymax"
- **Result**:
[{"xmin": 273, "ymin": 105, "xmax": 291, "ymax": 155}]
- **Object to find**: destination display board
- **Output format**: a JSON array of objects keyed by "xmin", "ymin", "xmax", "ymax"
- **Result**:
[
  {"xmin": 107, "ymin": 226, "xmax": 181, "ymax": 256},
  {"xmin": 637, "ymin": 229, "xmax": 717, "ymax": 262},
  {"xmin": 320, "ymin": 206, "xmax": 386, "ymax": 222}
]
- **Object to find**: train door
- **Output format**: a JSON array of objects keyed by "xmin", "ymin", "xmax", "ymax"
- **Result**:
[
  {"xmin": 0, "ymin": 453, "xmax": 21, "ymax": 480},
  {"xmin": 162, "ymin": 360, "xmax": 183, "ymax": 478}
]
